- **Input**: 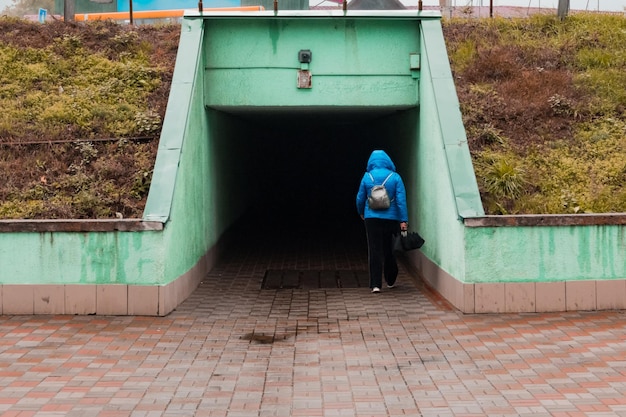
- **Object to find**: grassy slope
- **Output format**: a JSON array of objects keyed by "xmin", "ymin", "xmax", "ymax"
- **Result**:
[
  {"xmin": 445, "ymin": 13, "xmax": 626, "ymax": 214},
  {"xmin": 0, "ymin": 14, "xmax": 624, "ymax": 218},
  {"xmin": 0, "ymin": 18, "xmax": 179, "ymax": 219}
]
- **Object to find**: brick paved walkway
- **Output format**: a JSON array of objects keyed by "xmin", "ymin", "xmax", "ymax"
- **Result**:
[{"xmin": 1, "ymin": 222, "xmax": 626, "ymax": 417}]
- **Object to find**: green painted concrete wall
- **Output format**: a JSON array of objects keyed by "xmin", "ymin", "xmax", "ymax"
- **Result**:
[
  {"xmin": 465, "ymin": 225, "xmax": 626, "ymax": 283},
  {"xmin": 146, "ymin": 17, "xmax": 254, "ymax": 285},
  {"xmin": 145, "ymin": 17, "xmax": 252, "ymax": 285},
  {"xmin": 412, "ymin": 19, "xmax": 625, "ymax": 289},
  {"xmin": 203, "ymin": 16, "xmax": 420, "ymax": 109},
  {"xmin": 410, "ymin": 19, "xmax": 482, "ymax": 282},
  {"xmin": 0, "ymin": 230, "xmax": 163, "ymax": 285},
  {"xmin": 160, "ymin": 18, "xmax": 215, "ymax": 281}
]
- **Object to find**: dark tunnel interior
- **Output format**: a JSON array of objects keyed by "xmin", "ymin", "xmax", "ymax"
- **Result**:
[{"xmin": 212, "ymin": 106, "xmax": 417, "ymax": 263}]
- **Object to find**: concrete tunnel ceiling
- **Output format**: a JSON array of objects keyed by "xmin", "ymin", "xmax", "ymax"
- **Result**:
[{"xmin": 212, "ymin": 105, "xmax": 416, "ymax": 128}]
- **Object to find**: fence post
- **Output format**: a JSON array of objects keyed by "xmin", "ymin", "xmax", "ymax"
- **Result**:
[
  {"xmin": 557, "ymin": 0, "xmax": 569, "ymax": 20},
  {"xmin": 63, "ymin": 0, "xmax": 74, "ymax": 22}
]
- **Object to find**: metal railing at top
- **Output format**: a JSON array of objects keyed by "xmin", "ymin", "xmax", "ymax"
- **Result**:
[
  {"xmin": 435, "ymin": 2, "xmax": 625, "ymax": 18},
  {"xmin": 435, "ymin": 0, "xmax": 625, "ymax": 18}
]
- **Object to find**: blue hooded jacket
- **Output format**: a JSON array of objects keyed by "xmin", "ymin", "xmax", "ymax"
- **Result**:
[{"xmin": 356, "ymin": 150, "xmax": 408, "ymax": 222}]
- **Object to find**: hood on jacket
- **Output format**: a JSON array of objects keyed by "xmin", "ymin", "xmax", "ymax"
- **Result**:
[{"xmin": 366, "ymin": 150, "xmax": 396, "ymax": 172}]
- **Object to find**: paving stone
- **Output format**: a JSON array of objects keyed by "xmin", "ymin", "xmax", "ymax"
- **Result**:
[{"xmin": 1, "ymin": 230, "xmax": 626, "ymax": 416}]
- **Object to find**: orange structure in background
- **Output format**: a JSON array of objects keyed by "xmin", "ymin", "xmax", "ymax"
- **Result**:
[{"xmin": 75, "ymin": 6, "xmax": 264, "ymax": 21}]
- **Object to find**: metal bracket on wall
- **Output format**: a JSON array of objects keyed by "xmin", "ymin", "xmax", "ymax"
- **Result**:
[
  {"xmin": 410, "ymin": 53, "xmax": 420, "ymax": 79},
  {"xmin": 297, "ymin": 70, "xmax": 312, "ymax": 89}
]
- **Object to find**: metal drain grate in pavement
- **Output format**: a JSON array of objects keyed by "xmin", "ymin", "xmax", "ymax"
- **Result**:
[{"xmin": 262, "ymin": 270, "xmax": 369, "ymax": 289}]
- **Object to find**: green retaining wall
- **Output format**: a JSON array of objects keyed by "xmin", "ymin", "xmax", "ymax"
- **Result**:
[
  {"xmin": 465, "ymin": 221, "xmax": 626, "ymax": 284},
  {"xmin": 0, "ymin": 227, "xmax": 163, "ymax": 285},
  {"xmin": 0, "ymin": 18, "xmax": 218, "ymax": 315},
  {"xmin": 408, "ymin": 19, "xmax": 481, "ymax": 285},
  {"xmin": 409, "ymin": 20, "xmax": 626, "ymax": 313},
  {"xmin": 143, "ymin": 16, "xmax": 219, "ymax": 297}
]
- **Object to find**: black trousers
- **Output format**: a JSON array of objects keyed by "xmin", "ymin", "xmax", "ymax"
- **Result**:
[{"xmin": 364, "ymin": 218, "xmax": 400, "ymax": 289}]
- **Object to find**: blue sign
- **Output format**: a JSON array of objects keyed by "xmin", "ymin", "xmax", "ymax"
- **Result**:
[
  {"xmin": 117, "ymin": 0, "xmax": 239, "ymax": 12},
  {"xmin": 38, "ymin": 8, "xmax": 47, "ymax": 23}
]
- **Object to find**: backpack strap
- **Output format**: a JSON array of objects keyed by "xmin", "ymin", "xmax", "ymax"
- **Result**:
[
  {"xmin": 381, "ymin": 172, "xmax": 393, "ymax": 186},
  {"xmin": 368, "ymin": 172, "xmax": 394, "ymax": 185}
]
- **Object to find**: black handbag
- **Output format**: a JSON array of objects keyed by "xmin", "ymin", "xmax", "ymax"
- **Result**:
[{"xmin": 393, "ymin": 230, "xmax": 425, "ymax": 252}]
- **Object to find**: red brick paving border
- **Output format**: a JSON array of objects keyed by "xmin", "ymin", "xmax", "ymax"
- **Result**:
[{"xmin": 1, "ymin": 236, "xmax": 626, "ymax": 416}]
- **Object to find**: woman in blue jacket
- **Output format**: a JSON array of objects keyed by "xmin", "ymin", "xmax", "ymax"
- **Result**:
[{"xmin": 356, "ymin": 150, "xmax": 409, "ymax": 293}]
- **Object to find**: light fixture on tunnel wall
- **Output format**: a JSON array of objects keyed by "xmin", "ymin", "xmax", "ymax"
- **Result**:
[
  {"xmin": 297, "ymin": 49, "xmax": 312, "ymax": 89},
  {"xmin": 298, "ymin": 50, "xmax": 312, "ymax": 64}
]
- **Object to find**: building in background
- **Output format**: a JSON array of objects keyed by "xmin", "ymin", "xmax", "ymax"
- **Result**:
[
  {"xmin": 54, "ymin": 0, "xmax": 241, "ymax": 17},
  {"xmin": 241, "ymin": 0, "xmax": 307, "ymax": 9}
]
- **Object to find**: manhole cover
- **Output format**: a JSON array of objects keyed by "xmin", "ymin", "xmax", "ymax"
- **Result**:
[{"xmin": 262, "ymin": 270, "xmax": 369, "ymax": 289}]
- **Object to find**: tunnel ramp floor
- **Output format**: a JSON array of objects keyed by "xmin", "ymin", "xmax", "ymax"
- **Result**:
[
  {"xmin": 262, "ymin": 269, "xmax": 369, "ymax": 290},
  {"xmin": 222, "ymin": 213, "xmax": 371, "ymax": 290}
]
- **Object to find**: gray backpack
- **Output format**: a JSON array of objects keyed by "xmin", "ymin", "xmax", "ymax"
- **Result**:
[{"xmin": 367, "ymin": 172, "xmax": 394, "ymax": 210}]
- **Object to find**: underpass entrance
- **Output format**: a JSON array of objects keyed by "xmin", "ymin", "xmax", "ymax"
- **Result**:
[
  {"xmin": 212, "ymin": 106, "xmax": 418, "ymax": 277},
  {"xmin": 195, "ymin": 11, "xmax": 422, "ymax": 269}
]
